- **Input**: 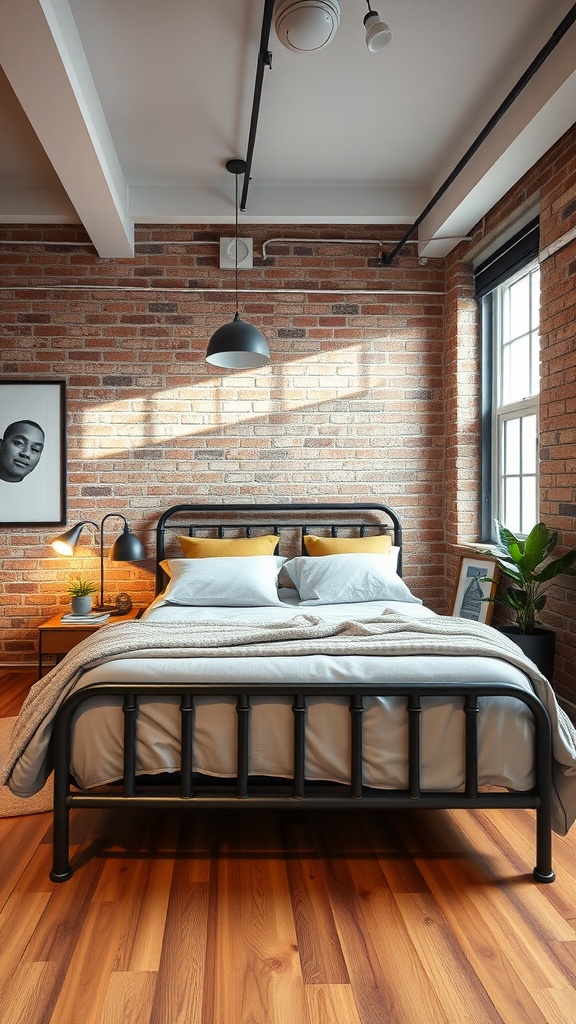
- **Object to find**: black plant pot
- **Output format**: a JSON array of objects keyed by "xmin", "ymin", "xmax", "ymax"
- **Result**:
[{"xmin": 497, "ymin": 625, "xmax": 556, "ymax": 682}]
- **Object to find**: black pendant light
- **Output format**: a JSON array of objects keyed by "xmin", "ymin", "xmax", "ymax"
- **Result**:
[{"xmin": 206, "ymin": 159, "xmax": 270, "ymax": 369}]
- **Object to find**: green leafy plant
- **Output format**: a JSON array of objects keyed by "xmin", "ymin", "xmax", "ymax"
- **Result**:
[
  {"xmin": 485, "ymin": 521, "xmax": 576, "ymax": 634},
  {"xmin": 66, "ymin": 576, "xmax": 98, "ymax": 598}
]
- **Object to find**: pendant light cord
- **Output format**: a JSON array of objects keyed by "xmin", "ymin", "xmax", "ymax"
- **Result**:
[{"xmin": 234, "ymin": 171, "xmax": 239, "ymax": 317}]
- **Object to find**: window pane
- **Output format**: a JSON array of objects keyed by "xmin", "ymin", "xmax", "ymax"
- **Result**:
[
  {"xmin": 504, "ymin": 418, "xmax": 520, "ymax": 474},
  {"xmin": 521, "ymin": 476, "xmax": 536, "ymax": 535},
  {"xmin": 530, "ymin": 330, "xmax": 540, "ymax": 396},
  {"xmin": 504, "ymin": 477, "xmax": 521, "ymax": 535},
  {"xmin": 522, "ymin": 414, "xmax": 537, "ymax": 474},
  {"xmin": 503, "ymin": 336, "xmax": 530, "ymax": 403},
  {"xmin": 508, "ymin": 274, "xmax": 530, "ymax": 339},
  {"xmin": 531, "ymin": 268, "xmax": 540, "ymax": 328}
]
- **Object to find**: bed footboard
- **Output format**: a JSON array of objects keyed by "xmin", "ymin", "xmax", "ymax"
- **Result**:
[{"xmin": 49, "ymin": 679, "xmax": 555, "ymax": 884}]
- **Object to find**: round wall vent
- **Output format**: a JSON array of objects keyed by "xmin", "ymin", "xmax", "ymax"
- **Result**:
[{"xmin": 275, "ymin": 0, "xmax": 340, "ymax": 53}]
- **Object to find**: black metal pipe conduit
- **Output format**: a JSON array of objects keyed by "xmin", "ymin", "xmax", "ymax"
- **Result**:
[
  {"xmin": 381, "ymin": 3, "xmax": 576, "ymax": 265},
  {"xmin": 240, "ymin": 0, "xmax": 275, "ymax": 212}
]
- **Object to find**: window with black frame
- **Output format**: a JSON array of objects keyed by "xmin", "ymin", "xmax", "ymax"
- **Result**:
[{"xmin": 476, "ymin": 218, "xmax": 540, "ymax": 541}]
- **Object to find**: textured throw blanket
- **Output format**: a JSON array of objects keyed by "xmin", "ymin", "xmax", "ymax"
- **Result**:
[{"xmin": 3, "ymin": 612, "xmax": 576, "ymax": 831}]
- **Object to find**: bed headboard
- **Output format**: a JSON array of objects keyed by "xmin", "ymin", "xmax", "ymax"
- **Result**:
[{"xmin": 155, "ymin": 501, "xmax": 403, "ymax": 595}]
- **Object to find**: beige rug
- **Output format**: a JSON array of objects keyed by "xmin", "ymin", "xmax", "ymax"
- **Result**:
[{"xmin": 0, "ymin": 717, "xmax": 53, "ymax": 817}]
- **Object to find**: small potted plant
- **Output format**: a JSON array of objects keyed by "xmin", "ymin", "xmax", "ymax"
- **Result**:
[
  {"xmin": 67, "ymin": 576, "xmax": 98, "ymax": 616},
  {"xmin": 484, "ymin": 521, "xmax": 576, "ymax": 679}
]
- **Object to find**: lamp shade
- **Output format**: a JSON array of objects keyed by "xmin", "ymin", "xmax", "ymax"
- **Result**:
[
  {"xmin": 50, "ymin": 521, "xmax": 96, "ymax": 555},
  {"xmin": 109, "ymin": 525, "xmax": 147, "ymax": 562},
  {"xmin": 206, "ymin": 312, "xmax": 270, "ymax": 369}
]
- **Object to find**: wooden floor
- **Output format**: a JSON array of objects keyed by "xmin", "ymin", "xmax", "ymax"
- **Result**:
[{"xmin": 1, "ymin": 669, "xmax": 576, "ymax": 1024}]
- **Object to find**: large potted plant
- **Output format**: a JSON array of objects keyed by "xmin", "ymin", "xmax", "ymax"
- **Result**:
[{"xmin": 484, "ymin": 521, "xmax": 576, "ymax": 680}]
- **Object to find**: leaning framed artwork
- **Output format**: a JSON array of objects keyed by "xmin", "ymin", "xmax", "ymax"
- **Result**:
[
  {"xmin": 451, "ymin": 554, "xmax": 499, "ymax": 624},
  {"xmin": 0, "ymin": 380, "xmax": 66, "ymax": 526}
]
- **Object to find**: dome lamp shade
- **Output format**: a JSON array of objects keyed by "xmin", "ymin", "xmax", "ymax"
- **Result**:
[{"xmin": 206, "ymin": 313, "xmax": 270, "ymax": 369}]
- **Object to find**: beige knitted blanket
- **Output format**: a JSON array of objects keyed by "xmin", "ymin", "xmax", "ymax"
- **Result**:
[{"xmin": 3, "ymin": 612, "xmax": 576, "ymax": 831}]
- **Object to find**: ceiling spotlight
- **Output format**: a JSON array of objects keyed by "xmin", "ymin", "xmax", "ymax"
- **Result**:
[
  {"xmin": 275, "ymin": 0, "xmax": 340, "ymax": 53},
  {"xmin": 364, "ymin": 1, "xmax": 392, "ymax": 52}
]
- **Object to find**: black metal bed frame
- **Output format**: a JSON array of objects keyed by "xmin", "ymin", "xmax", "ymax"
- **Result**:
[{"xmin": 48, "ymin": 502, "xmax": 555, "ymax": 883}]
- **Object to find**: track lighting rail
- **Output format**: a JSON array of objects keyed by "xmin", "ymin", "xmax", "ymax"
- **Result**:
[{"xmin": 240, "ymin": 0, "xmax": 275, "ymax": 213}]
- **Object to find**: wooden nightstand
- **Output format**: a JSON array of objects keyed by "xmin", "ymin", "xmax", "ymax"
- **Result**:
[{"xmin": 38, "ymin": 606, "xmax": 143, "ymax": 678}]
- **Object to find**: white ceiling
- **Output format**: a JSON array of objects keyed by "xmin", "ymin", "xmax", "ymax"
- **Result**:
[{"xmin": 0, "ymin": 0, "xmax": 575, "ymax": 259}]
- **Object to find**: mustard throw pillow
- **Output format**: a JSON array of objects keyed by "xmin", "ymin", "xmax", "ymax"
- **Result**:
[
  {"xmin": 303, "ymin": 534, "xmax": 392, "ymax": 556},
  {"xmin": 177, "ymin": 534, "xmax": 279, "ymax": 557}
]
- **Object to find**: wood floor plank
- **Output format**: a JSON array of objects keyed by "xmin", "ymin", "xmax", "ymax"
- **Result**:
[
  {"xmin": 304, "ymin": 983, "xmax": 364, "ymax": 1024},
  {"xmin": 392, "ymin": 813, "xmax": 553, "ymax": 1024},
  {"xmin": 20, "ymin": 842, "xmax": 102, "ymax": 964},
  {"xmin": 548, "ymin": 941, "xmax": 576, "ymax": 988},
  {"xmin": 0, "ymin": 962, "xmax": 59, "ymax": 1024},
  {"xmin": 211, "ymin": 813, "xmax": 309, "ymax": 1024},
  {"xmin": 93, "ymin": 811, "xmax": 179, "ymax": 973},
  {"xmin": 0, "ymin": 669, "xmax": 36, "ymax": 717},
  {"xmin": 533, "ymin": 987, "xmax": 576, "ymax": 1024},
  {"xmin": 149, "ymin": 815, "xmax": 212, "ymax": 1024},
  {"xmin": 0, "ymin": 892, "xmax": 52, "ymax": 991},
  {"xmin": 47, "ymin": 901, "xmax": 128, "ymax": 1024},
  {"xmin": 360, "ymin": 811, "xmax": 431, "ymax": 894},
  {"xmin": 481, "ymin": 806, "xmax": 576, "ymax": 921},
  {"xmin": 0, "ymin": 814, "xmax": 54, "ymax": 909},
  {"xmin": 97, "ymin": 971, "xmax": 157, "ymax": 1024},
  {"xmin": 314, "ymin": 814, "xmax": 450, "ymax": 1024},
  {"xmin": 281, "ymin": 818, "xmax": 349, "ymax": 985},
  {"xmin": 394, "ymin": 891, "xmax": 504, "ymax": 1024}
]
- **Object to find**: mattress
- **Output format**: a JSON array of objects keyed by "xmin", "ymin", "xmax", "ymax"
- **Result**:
[{"xmin": 33, "ymin": 597, "xmax": 549, "ymax": 793}]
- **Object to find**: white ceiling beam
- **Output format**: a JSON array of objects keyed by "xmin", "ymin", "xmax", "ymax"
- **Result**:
[
  {"xmin": 129, "ymin": 184, "xmax": 429, "ymax": 226},
  {"xmin": 0, "ymin": 183, "xmax": 78, "ymax": 223},
  {"xmin": 0, "ymin": 0, "xmax": 133, "ymax": 256},
  {"xmin": 416, "ymin": 21, "xmax": 576, "ymax": 259}
]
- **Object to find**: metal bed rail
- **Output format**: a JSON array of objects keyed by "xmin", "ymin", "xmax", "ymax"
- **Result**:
[{"xmin": 49, "ymin": 678, "xmax": 555, "ymax": 884}]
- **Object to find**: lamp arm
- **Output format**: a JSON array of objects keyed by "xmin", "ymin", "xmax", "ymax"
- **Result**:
[{"xmin": 99, "ymin": 513, "xmax": 128, "ymax": 608}]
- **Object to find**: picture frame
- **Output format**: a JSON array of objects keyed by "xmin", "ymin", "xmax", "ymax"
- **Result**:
[
  {"xmin": 451, "ymin": 554, "xmax": 499, "ymax": 624},
  {"xmin": 0, "ymin": 380, "xmax": 66, "ymax": 526}
]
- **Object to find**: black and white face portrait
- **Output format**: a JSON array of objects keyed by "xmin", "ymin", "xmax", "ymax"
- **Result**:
[
  {"xmin": 0, "ymin": 420, "xmax": 45, "ymax": 483},
  {"xmin": 0, "ymin": 381, "xmax": 66, "ymax": 526}
]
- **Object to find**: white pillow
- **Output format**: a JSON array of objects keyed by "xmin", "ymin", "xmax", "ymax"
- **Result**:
[
  {"xmin": 284, "ymin": 552, "xmax": 421, "ymax": 605},
  {"xmin": 160, "ymin": 556, "xmax": 286, "ymax": 606}
]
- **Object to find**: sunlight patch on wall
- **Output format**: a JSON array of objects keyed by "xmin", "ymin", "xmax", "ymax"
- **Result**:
[{"xmin": 77, "ymin": 342, "xmax": 395, "ymax": 458}]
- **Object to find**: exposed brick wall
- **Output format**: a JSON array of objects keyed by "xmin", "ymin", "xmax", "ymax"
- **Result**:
[
  {"xmin": 445, "ymin": 123, "xmax": 576, "ymax": 705},
  {"xmin": 3, "ymin": 123, "xmax": 576, "ymax": 699},
  {"xmin": 0, "ymin": 226, "xmax": 446, "ymax": 661}
]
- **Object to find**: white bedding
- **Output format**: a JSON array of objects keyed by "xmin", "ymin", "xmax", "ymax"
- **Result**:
[
  {"xmin": 142, "ymin": 587, "xmax": 434, "ymax": 623},
  {"xmin": 10, "ymin": 594, "xmax": 568, "ymax": 829}
]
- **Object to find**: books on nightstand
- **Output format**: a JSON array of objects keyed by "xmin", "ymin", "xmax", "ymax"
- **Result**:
[{"xmin": 60, "ymin": 611, "xmax": 111, "ymax": 624}]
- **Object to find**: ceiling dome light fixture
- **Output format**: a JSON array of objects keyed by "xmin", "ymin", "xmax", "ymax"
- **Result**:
[
  {"xmin": 364, "ymin": 0, "xmax": 392, "ymax": 52},
  {"xmin": 275, "ymin": 0, "xmax": 340, "ymax": 53},
  {"xmin": 206, "ymin": 159, "xmax": 270, "ymax": 370}
]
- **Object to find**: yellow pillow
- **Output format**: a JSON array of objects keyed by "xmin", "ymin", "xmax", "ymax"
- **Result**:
[
  {"xmin": 177, "ymin": 534, "xmax": 279, "ymax": 557},
  {"xmin": 303, "ymin": 534, "xmax": 392, "ymax": 556}
]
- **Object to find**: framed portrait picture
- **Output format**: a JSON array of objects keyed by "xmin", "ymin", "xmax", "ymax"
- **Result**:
[
  {"xmin": 451, "ymin": 554, "xmax": 499, "ymax": 625},
  {"xmin": 0, "ymin": 380, "xmax": 66, "ymax": 526}
]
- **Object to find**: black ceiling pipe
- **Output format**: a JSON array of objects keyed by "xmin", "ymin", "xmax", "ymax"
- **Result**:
[
  {"xmin": 240, "ymin": 0, "xmax": 275, "ymax": 212},
  {"xmin": 380, "ymin": 2, "xmax": 576, "ymax": 265}
]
